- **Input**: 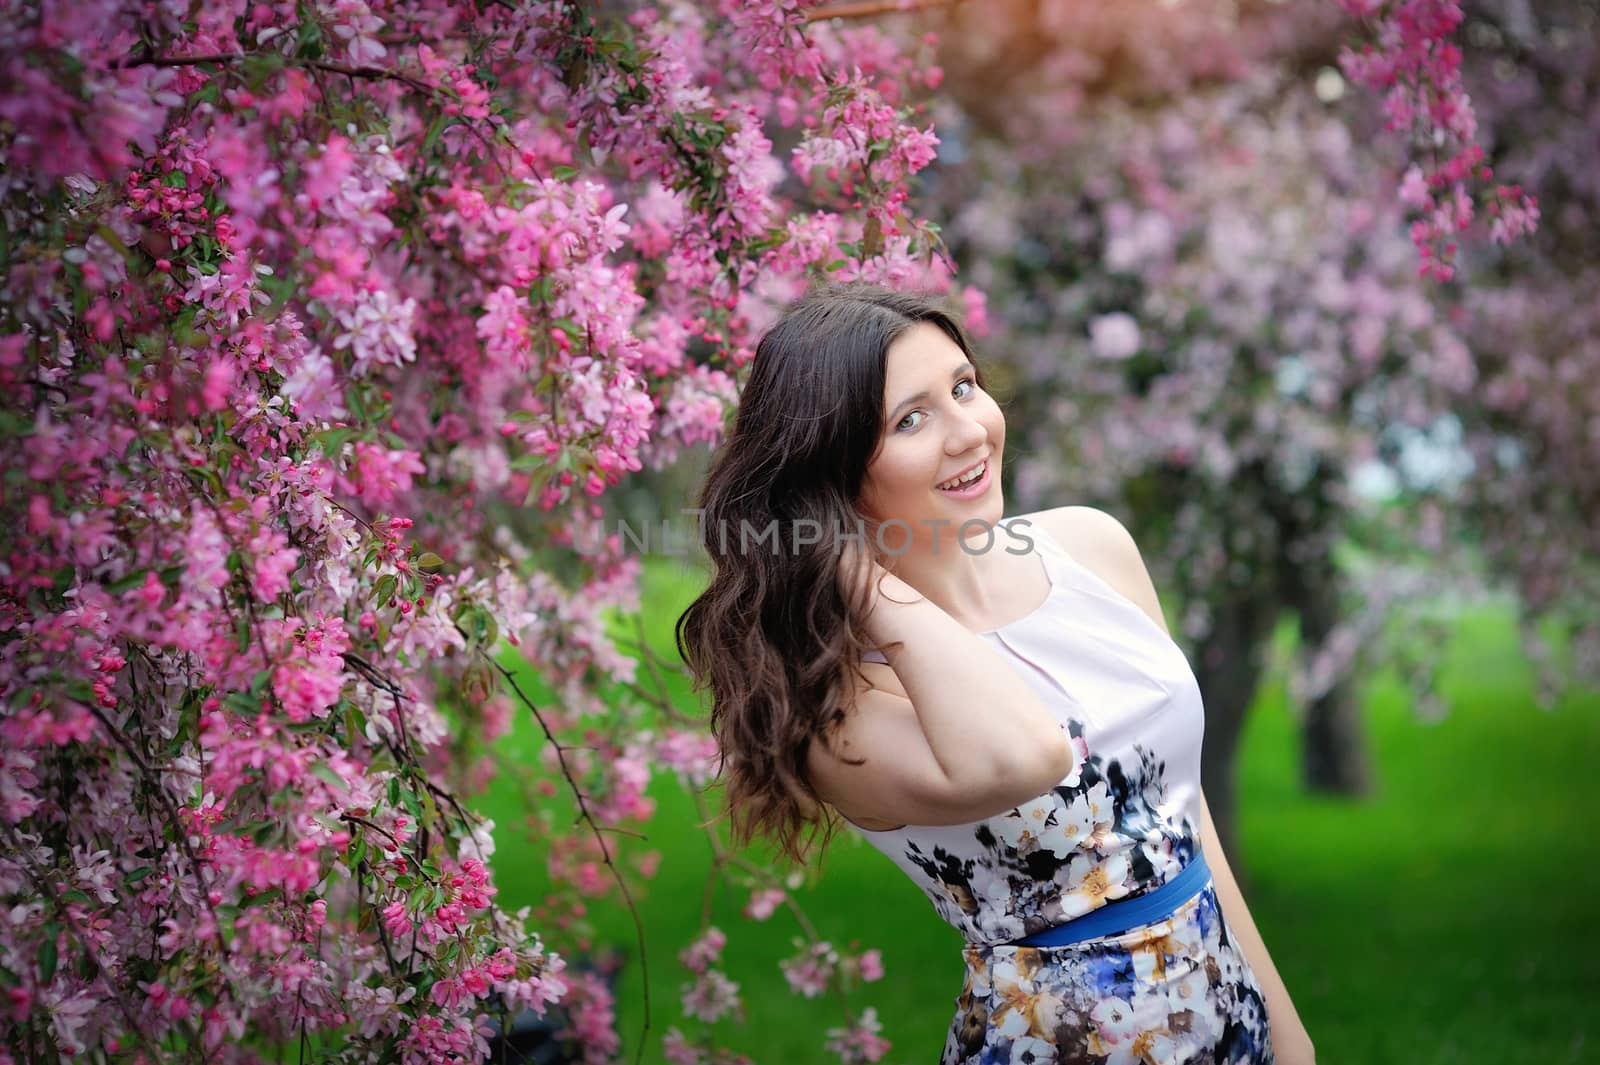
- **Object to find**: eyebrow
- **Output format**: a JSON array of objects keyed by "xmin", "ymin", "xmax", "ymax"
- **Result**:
[{"xmin": 887, "ymin": 363, "xmax": 973, "ymax": 422}]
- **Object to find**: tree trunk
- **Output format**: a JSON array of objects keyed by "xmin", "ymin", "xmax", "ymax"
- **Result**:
[
  {"xmin": 1301, "ymin": 677, "xmax": 1371, "ymax": 793},
  {"xmin": 1191, "ymin": 593, "xmax": 1280, "ymax": 865},
  {"xmin": 1284, "ymin": 552, "xmax": 1372, "ymax": 795}
]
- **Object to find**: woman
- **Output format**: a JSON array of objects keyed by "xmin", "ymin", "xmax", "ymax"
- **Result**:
[{"xmin": 676, "ymin": 283, "xmax": 1315, "ymax": 1064}]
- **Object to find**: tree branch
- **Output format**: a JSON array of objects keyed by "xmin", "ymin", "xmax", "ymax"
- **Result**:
[
  {"xmin": 486, "ymin": 649, "xmax": 652, "ymax": 1065},
  {"xmin": 806, "ymin": 0, "xmax": 960, "ymax": 21}
]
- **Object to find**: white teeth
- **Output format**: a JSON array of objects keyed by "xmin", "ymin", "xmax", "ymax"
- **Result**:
[{"xmin": 938, "ymin": 461, "xmax": 986, "ymax": 491}]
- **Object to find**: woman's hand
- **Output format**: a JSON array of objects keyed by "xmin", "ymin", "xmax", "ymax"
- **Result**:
[{"xmin": 835, "ymin": 538, "xmax": 920, "ymax": 626}]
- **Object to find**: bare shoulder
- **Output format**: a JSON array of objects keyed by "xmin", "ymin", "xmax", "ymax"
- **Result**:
[
  {"xmin": 1020, "ymin": 505, "xmax": 1169, "ymax": 634},
  {"xmin": 1016, "ymin": 505, "xmax": 1140, "ymax": 567}
]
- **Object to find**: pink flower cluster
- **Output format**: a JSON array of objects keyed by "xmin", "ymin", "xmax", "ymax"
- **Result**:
[
  {"xmin": 1, "ymin": 1, "xmax": 956, "ymax": 1061},
  {"xmin": 1337, "ymin": 0, "xmax": 1539, "ymax": 280},
  {"xmin": 824, "ymin": 1007, "xmax": 893, "ymax": 1065}
]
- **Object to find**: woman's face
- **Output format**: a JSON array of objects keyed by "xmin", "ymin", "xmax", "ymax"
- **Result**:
[{"xmin": 857, "ymin": 322, "xmax": 1005, "ymax": 547}]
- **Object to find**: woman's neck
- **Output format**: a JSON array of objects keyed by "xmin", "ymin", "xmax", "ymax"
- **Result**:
[{"xmin": 872, "ymin": 523, "xmax": 1007, "ymax": 632}]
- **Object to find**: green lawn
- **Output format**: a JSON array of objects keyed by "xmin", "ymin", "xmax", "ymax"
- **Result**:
[{"xmin": 476, "ymin": 559, "xmax": 1599, "ymax": 1065}]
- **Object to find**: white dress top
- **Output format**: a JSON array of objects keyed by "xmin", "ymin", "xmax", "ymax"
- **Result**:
[{"xmin": 852, "ymin": 516, "xmax": 1207, "ymax": 946}]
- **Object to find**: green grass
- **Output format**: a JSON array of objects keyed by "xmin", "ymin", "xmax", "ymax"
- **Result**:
[{"xmin": 475, "ymin": 559, "xmax": 1600, "ymax": 1065}]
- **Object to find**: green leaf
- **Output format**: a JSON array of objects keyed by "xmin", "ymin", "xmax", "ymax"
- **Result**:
[
  {"xmin": 296, "ymin": 19, "xmax": 324, "ymax": 60},
  {"xmin": 373, "ymin": 573, "xmax": 398, "ymax": 605},
  {"xmin": 347, "ymin": 705, "xmax": 368, "ymax": 747},
  {"xmin": 104, "ymin": 569, "xmax": 149, "ymax": 595},
  {"xmin": 414, "ymin": 552, "xmax": 446, "ymax": 574},
  {"xmin": 240, "ymin": 887, "xmax": 279, "ymax": 909},
  {"xmin": 124, "ymin": 866, "xmax": 154, "ymax": 884},
  {"xmin": 422, "ymin": 115, "xmax": 450, "ymax": 156},
  {"xmin": 310, "ymin": 427, "xmax": 354, "ymax": 456},
  {"xmin": 239, "ymin": 52, "xmax": 287, "ymax": 91},
  {"xmin": 223, "ymin": 690, "xmax": 258, "ymax": 716},
  {"xmin": 310, "ymin": 763, "xmax": 346, "ymax": 791},
  {"xmin": 387, "ymin": 776, "xmax": 401, "ymax": 808},
  {"xmin": 38, "ymin": 927, "xmax": 59, "ymax": 984}
]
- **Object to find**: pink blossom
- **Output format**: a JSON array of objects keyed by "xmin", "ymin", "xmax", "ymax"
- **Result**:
[
  {"xmin": 332, "ymin": 287, "xmax": 418, "ymax": 374},
  {"xmin": 250, "ymin": 526, "xmax": 300, "ymax": 601},
  {"xmin": 381, "ymin": 900, "xmax": 413, "ymax": 940},
  {"xmin": 681, "ymin": 969, "xmax": 741, "ymax": 1024},
  {"xmin": 323, "ymin": 0, "xmax": 387, "ymax": 65},
  {"xmin": 663, "ymin": 1028, "xmax": 706, "ymax": 1065},
  {"xmin": 656, "ymin": 728, "xmax": 722, "ymax": 788},
  {"xmin": 780, "ymin": 941, "xmax": 838, "ymax": 999},
  {"xmin": 347, "ymin": 442, "xmax": 426, "ymax": 507},
  {"xmin": 825, "ymin": 1007, "xmax": 892, "ymax": 1064},
  {"xmin": 742, "ymin": 888, "xmax": 786, "ymax": 922},
  {"xmin": 556, "ymin": 971, "xmax": 619, "ymax": 1062},
  {"xmin": 679, "ymin": 926, "xmax": 727, "ymax": 975},
  {"xmin": 1089, "ymin": 312, "xmax": 1142, "ymax": 360}
]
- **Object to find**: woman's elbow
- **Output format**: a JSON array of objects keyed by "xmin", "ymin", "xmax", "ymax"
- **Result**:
[{"xmin": 999, "ymin": 730, "xmax": 1077, "ymax": 794}]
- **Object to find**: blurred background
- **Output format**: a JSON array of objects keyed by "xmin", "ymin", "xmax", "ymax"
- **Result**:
[{"xmin": 481, "ymin": 2, "xmax": 1599, "ymax": 1063}]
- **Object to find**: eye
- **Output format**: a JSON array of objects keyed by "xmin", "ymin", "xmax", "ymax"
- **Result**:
[{"xmin": 893, "ymin": 377, "xmax": 979, "ymax": 433}]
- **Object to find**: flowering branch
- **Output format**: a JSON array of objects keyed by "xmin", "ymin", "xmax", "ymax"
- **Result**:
[
  {"xmin": 486, "ymin": 648, "xmax": 654, "ymax": 1065},
  {"xmin": 807, "ymin": 0, "xmax": 962, "ymax": 21},
  {"xmin": 1336, "ymin": 0, "xmax": 1539, "ymax": 279}
]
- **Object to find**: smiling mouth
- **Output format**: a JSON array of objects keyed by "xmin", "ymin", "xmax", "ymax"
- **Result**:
[{"xmin": 936, "ymin": 459, "xmax": 989, "ymax": 491}]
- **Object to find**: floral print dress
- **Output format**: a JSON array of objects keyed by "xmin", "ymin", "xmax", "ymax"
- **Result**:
[{"xmin": 852, "ymin": 518, "xmax": 1275, "ymax": 1064}]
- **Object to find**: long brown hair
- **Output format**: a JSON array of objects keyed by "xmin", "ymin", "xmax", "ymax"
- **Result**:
[{"xmin": 674, "ymin": 283, "xmax": 990, "ymax": 866}]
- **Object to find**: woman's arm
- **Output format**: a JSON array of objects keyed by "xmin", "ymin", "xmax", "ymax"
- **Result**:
[
  {"xmin": 810, "ymin": 542, "xmax": 1078, "ymax": 827},
  {"xmin": 1047, "ymin": 505, "xmax": 1315, "ymax": 1064},
  {"xmin": 1197, "ymin": 792, "xmax": 1317, "ymax": 1064}
]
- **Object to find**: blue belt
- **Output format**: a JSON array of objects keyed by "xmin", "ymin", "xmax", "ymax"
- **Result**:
[{"xmin": 1009, "ymin": 851, "xmax": 1212, "ymax": 949}]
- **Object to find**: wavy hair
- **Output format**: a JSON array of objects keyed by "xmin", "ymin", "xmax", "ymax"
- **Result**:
[{"xmin": 674, "ymin": 283, "xmax": 990, "ymax": 866}]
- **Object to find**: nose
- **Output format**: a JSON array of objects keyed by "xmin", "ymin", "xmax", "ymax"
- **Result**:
[{"xmin": 946, "ymin": 407, "xmax": 987, "ymax": 455}]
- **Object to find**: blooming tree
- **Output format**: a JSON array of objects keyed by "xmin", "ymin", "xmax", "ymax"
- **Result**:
[{"xmin": 0, "ymin": 1, "xmax": 952, "ymax": 1060}]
